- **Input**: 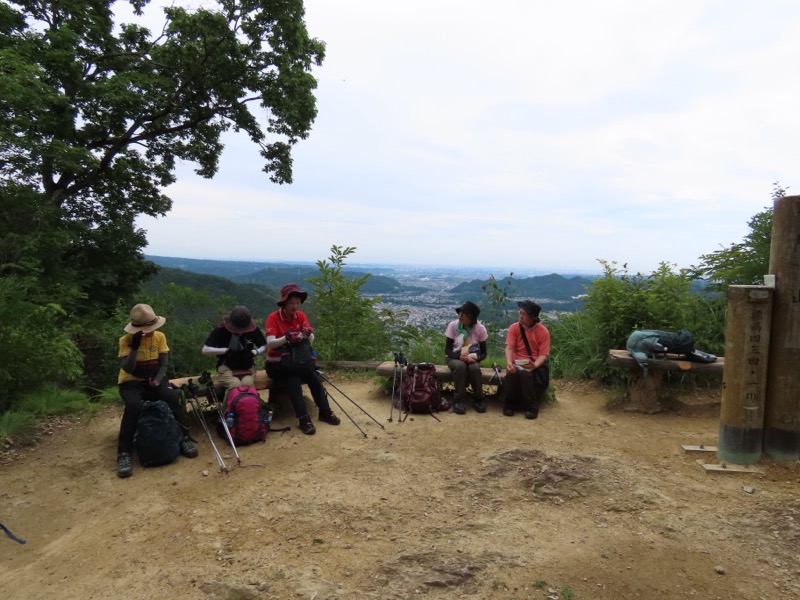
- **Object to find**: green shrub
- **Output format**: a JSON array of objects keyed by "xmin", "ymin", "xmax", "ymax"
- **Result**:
[{"xmin": 0, "ymin": 410, "xmax": 37, "ymax": 446}]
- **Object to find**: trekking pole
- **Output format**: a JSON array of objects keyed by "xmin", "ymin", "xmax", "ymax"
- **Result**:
[
  {"xmin": 323, "ymin": 388, "xmax": 367, "ymax": 437},
  {"xmin": 0, "ymin": 523, "xmax": 26, "ymax": 545},
  {"xmin": 490, "ymin": 361, "xmax": 504, "ymax": 387},
  {"xmin": 397, "ymin": 353, "xmax": 406, "ymax": 424},
  {"xmin": 388, "ymin": 353, "xmax": 399, "ymax": 422},
  {"xmin": 199, "ymin": 371, "xmax": 241, "ymax": 466},
  {"xmin": 182, "ymin": 380, "xmax": 229, "ymax": 474},
  {"xmin": 316, "ymin": 370, "xmax": 385, "ymax": 430},
  {"xmin": 401, "ymin": 363, "xmax": 418, "ymax": 423}
]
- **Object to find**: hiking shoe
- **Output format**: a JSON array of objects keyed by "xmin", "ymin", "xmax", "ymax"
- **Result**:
[
  {"xmin": 116, "ymin": 452, "xmax": 133, "ymax": 478},
  {"xmin": 179, "ymin": 437, "xmax": 198, "ymax": 458},
  {"xmin": 299, "ymin": 416, "xmax": 316, "ymax": 435},
  {"xmin": 503, "ymin": 402, "xmax": 515, "ymax": 417},
  {"xmin": 453, "ymin": 402, "xmax": 466, "ymax": 415},
  {"xmin": 318, "ymin": 411, "xmax": 341, "ymax": 425},
  {"xmin": 525, "ymin": 411, "xmax": 539, "ymax": 420},
  {"xmin": 474, "ymin": 399, "xmax": 487, "ymax": 413}
]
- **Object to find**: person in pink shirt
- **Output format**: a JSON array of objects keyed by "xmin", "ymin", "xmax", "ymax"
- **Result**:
[
  {"xmin": 504, "ymin": 300, "xmax": 550, "ymax": 419},
  {"xmin": 444, "ymin": 301, "xmax": 488, "ymax": 414}
]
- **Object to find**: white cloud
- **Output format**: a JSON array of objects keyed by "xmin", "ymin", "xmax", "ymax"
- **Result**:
[{"xmin": 140, "ymin": 0, "xmax": 800, "ymax": 274}]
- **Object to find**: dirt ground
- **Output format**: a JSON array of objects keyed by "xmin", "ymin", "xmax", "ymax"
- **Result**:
[{"xmin": 1, "ymin": 374, "xmax": 799, "ymax": 600}]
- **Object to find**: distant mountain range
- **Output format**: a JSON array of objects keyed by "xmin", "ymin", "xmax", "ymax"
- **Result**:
[{"xmin": 146, "ymin": 255, "xmax": 594, "ymax": 313}]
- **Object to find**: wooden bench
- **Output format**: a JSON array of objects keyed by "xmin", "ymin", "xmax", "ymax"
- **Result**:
[
  {"xmin": 607, "ymin": 349, "xmax": 725, "ymax": 413},
  {"xmin": 170, "ymin": 361, "xmax": 383, "ymax": 406},
  {"xmin": 374, "ymin": 361, "xmax": 503, "ymax": 385}
]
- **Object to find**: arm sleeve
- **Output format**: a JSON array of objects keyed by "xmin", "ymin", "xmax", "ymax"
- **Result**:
[
  {"xmin": 154, "ymin": 352, "xmax": 169, "ymax": 384},
  {"xmin": 444, "ymin": 337, "xmax": 458, "ymax": 359},
  {"xmin": 202, "ymin": 345, "xmax": 228, "ymax": 356},
  {"xmin": 120, "ymin": 350, "xmax": 138, "ymax": 374}
]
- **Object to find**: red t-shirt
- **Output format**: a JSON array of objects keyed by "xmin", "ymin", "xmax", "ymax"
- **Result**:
[{"xmin": 264, "ymin": 309, "xmax": 311, "ymax": 362}]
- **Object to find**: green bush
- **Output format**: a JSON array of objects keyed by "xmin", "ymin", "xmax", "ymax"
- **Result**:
[
  {"xmin": 549, "ymin": 260, "xmax": 721, "ymax": 382},
  {"xmin": 0, "ymin": 279, "xmax": 84, "ymax": 413}
]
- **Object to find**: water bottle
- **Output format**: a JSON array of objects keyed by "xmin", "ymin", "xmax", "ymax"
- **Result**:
[
  {"xmin": 263, "ymin": 410, "xmax": 273, "ymax": 427},
  {"xmin": 225, "ymin": 413, "xmax": 235, "ymax": 429}
]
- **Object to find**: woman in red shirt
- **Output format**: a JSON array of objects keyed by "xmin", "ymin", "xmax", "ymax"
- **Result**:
[{"xmin": 264, "ymin": 284, "xmax": 340, "ymax": 435}]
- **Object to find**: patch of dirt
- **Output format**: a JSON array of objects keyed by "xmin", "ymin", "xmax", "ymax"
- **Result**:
[{"xmin": 1, "ymin": 375, "xmax": 799, "ymax": 599}]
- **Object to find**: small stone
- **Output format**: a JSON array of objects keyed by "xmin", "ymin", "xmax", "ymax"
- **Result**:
[
  {"xmin": 742, "ymin": 486, "xmax": 755, "ymax": 494},
  {"xmin": 202, "ymin": 470, "xmax": 210, "ymax": 476},
  {"xmin": 714, "ymin": 565, "xmax": 726, "ymax": 575}
]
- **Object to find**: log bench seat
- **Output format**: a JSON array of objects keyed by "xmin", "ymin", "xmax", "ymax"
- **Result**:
[
  {"xmin": 607, "ymin": 349, "xmax": 725, "ymax": 413},
  {"xmin": 374, "ymin": 361, "xmax": 503, "ymax": 385}
]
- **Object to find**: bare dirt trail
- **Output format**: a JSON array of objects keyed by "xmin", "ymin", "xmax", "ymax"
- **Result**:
[{"xmin": 1, "ymin": 375, "xmax": 798, "ymax": 600}]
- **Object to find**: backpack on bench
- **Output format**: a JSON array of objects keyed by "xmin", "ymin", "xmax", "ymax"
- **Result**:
[{"xmin": 626, "ymin": 329, "xmax": 717, "ymax": 376}]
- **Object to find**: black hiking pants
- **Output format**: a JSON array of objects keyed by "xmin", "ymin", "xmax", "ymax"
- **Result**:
[
  {"xmin": 265, "ymin": 364, "xmax": 332, "ymax": 419},
  {"xmin": 503, "ymin": 369, "xmax": 544, "ymax": 416}
]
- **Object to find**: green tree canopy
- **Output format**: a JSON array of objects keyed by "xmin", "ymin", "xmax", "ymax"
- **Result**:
[
  {"xmin": 0, "ymin": 0, "xmax": 324, "ymax": 315},
  {"xmin": 690, "ymin": 183, "xmax": 784, "ymax": 293}
]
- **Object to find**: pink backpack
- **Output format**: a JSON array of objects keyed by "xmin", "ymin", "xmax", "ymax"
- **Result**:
[{"xmin": 220, "ymin": 386, "xmax": 269, "ymax": 445}]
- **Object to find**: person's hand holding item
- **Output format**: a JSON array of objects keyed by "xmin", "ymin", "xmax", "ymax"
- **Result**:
[
  {"xmin": 286, "ymin": 330, "xmax": 304, "ymax": 344},
  {"xmin": 130, "ymin": 331, "xmax": 143, "ymax": 349},
  {"xmin": 302, "ymin": 326, "xmax": 313, "ymax": 338}
]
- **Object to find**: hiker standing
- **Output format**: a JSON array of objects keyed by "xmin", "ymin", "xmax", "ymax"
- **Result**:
[
  {"xmin": 444, "ymin": 301, "xmax": 488, "ymax": 415},
  {"xmin": 264, "ymin": 284, "xmax": 340, "ymax": 435},
  {"xmin": 202, "ymin": 305, "xmax": 267, "ymax": 390},
  {"xmin": 116, "ymin": 304, "xmax": 197, "ymax": 478},
  {"xmin": 503, "ymin": 301, "xmax": 551, "ymax": 419}
]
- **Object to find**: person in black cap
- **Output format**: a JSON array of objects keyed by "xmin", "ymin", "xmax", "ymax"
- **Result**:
[
  {"xmin": 504, "ymin": 300, "xmax": 551, "ymax": 419},
  {"xmin": 202, "ymin": 305, "xmax": 267, "ymax": 390},
  {"xmin": 444, "ymin": 301, "xmax": 489, "ymax": 414}
]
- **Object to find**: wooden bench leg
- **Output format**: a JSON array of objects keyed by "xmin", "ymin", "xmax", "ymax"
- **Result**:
[{"xmin": 624, "ymin": 368, "xmax": 665, "ymax": 414}]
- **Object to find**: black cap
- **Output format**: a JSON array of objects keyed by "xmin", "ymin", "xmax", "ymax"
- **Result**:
[
  {"xmin": 517, "ymin": 300, "xmax": 541, "ymax": 319},
  {"xmin": 455, "ymin": 301, "xmax": 481, "ymax": 322}
]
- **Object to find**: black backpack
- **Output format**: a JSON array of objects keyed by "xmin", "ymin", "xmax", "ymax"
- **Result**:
[{"xmin": 133, "ymin": 400, "xmax": 182, "ymax": 467}]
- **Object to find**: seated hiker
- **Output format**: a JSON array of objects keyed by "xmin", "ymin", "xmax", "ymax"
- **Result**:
[
  {"xmin": 264, "ymin": 283, "xmax": 340, "ymax": 435},
  {"xmin": 116, "ymin": 304, "xmax": 197, "ymax": 478},
  {"xmin": 504, "ymin": 300, "xmax": 551, "ymax": 420},
  {"xmin": 202, "ymin": 305, "xmax": 267, "ymax": 390},
  {"xmin": 444, "ymin": 301, "xmax": 488, "ymax": 414}
]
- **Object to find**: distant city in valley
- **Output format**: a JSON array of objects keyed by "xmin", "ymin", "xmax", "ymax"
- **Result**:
[{"xmin": 147, "ymin": 255, "xmax": 599, "ymax": 328}]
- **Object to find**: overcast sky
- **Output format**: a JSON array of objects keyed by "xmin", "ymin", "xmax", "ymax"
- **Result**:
[{"xmin": 137, "ymin": 0, "xmax": 800, "ymax": 275}]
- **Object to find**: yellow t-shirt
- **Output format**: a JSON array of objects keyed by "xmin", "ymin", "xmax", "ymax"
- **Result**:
[{"xmin": 117, "ymin": 330, "xmax": 169, "ymax": 384}]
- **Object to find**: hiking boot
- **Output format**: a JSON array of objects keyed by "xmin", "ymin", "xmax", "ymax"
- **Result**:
[
  {"xmin": 299, "ymin": 415, "xmax": 316, "ymax": 435},
  {"xmin": 453, "ymin": 402, "xmax": 466, "ymax": 415},
  {"xmin": 318, "ymin": 411, "xmax": 341, "ymax": 425},
  {"xmin": 474, "ymin": 398, "xmax": 487, "ymax": 413},
  {"xmin": 179, "ymin": 437, "xmax": 198, "ymax": 458},
  {"xmin": 525, "ymin": 410, "xmax": 539, "ymax": 420},
  {"xmin": 116, "ymin": 452, "xmax": 133, "ymax": 478},
  {"xmin": 503, "ymin": 401, "xmax": 515, "ymax": 417}
]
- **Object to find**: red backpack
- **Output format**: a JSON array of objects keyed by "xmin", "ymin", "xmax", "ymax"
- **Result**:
[
  {"xmin": 219, "ymin": 386, "xmax": 269, "ymax": 445},
  {"xmin": 400, "ymin": 363, "xmax": 448, "ymax": 414}
]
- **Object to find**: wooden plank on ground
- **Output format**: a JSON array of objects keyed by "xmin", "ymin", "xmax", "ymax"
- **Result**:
[
  {"xmin": 701, "ymin": 463, "xmax": 761, "ymax": 474},
  {"xmin": 682, "ymin": 444, "xmax": 718, "ymax": 452}
]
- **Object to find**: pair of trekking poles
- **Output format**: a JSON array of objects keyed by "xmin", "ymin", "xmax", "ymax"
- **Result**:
[
  {"xmin": 180, "ymin": 372, "xmax": 239, "ymax": 473},
  {"xmin": 388, "ymin": 351, "xmax": 408, "ymax": 423},
  {"xmin": 315, "ymin": 368, "xmax": 385, "ymax": 437}
]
